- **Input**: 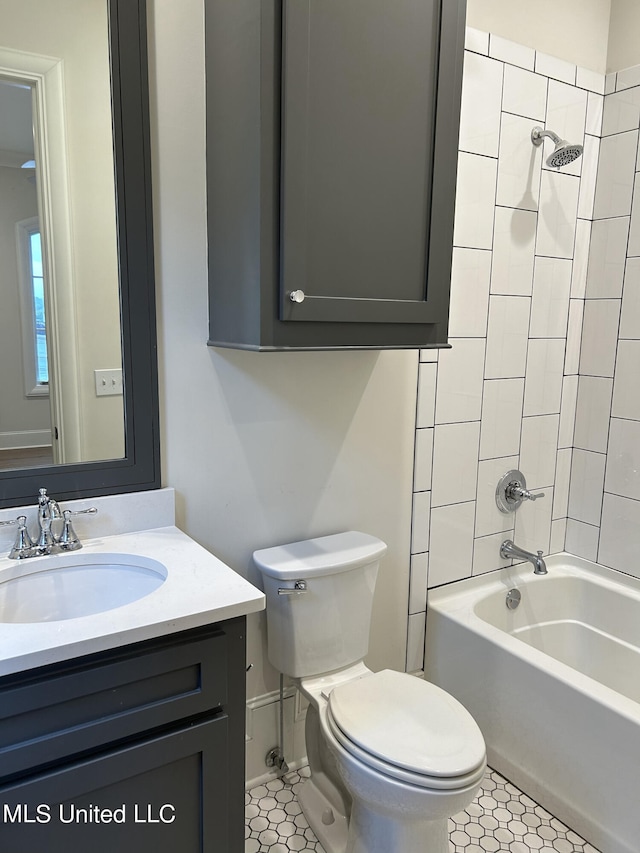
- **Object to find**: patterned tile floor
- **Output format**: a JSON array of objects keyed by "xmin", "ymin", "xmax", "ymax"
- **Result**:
[{"xmin": 245, "ymin": 766, "xmax": 601, "ymax": 853}]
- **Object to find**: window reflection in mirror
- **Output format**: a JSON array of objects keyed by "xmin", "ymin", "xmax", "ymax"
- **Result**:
[
  {"xmin": 0, "ymin": 0, "xmax": 125, "ymax": 473},
  {"xmin": 17, "ymin": 217, "xmax": 49, "ymax": 394}
]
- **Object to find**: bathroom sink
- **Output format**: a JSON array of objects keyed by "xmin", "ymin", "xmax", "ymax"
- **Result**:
[{"xmin": 0, "ymin": 553, "xmax": 167, "ymax": 623}]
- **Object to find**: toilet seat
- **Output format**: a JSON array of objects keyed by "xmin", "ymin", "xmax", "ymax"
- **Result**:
[{"xmin": 325, "ymin": 669, "xmax": 486, "ymax": 791}]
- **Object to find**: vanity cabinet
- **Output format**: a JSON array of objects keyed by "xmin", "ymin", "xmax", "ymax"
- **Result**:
[
  {"xmin": 0, "ymin": 617, "xmax": 246, "ymax": 853},
  {"xmin": 206, "ymin": 0, "xmax": 466, "ymax": 351}
]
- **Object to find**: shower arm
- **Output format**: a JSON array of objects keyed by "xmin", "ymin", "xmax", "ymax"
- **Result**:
[{"xmin": 531, "ymin": 127, "xmax": 561, "ymax": 147}]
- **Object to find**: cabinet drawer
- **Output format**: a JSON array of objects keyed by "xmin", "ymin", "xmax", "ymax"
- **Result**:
[
  {"xmin": 0, "ymin": 714, "xmax": 229, "ymax": 853},
  {"xmin": 0, "ymin": 629, "xmax": 227, "ymax": 782}
]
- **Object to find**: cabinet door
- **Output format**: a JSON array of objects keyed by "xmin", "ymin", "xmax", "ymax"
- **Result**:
[
  {"xmin": 280, "ymin": 0, "xmax": 464, "ymax": 326},
  {"xmin": 0, "ymin": 716, "xmax": 231, "ymax": 853}
]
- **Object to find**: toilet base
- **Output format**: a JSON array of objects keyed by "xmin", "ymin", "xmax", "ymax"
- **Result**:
[
  {"xmin": 297, "ymin": 775, "xmax": 349, "ymax": 853},
  {"xmin": 297, "ymin": 767, "xmax": 457, "ymax": 853},
  {"xmin": 347, "ymin": 800, "xmax": 449, "ymax": 853}
]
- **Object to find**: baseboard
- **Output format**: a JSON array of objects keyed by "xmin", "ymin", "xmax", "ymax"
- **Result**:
[
  {"xmin": 245, "ymin": 757, "xmax": 309, "ymax": 791},
  {"xmin": 0, "ymin": 429, "xmax": 51, "ymax": 450},
  {"xmin": 245, "ymin": 673, "xmax": 425, "ymax": 788}
]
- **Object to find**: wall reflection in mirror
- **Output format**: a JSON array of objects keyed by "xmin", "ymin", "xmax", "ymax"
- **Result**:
[{"xmin": 0, "ymin": 0, "xmax": 124, "ymax": 473}]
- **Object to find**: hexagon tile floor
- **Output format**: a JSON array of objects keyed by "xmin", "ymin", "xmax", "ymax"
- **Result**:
[{"xmin": 245, "ymin": 766, "xmax": 601, "ymax": 853}]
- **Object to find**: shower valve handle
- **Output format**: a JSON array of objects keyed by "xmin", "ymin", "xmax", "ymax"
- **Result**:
[
  {"xmin": 496, "ymin": 470, "xmax": 545, "ymax": 513},
  {"xmin": 507, "ymin": 484, "xmax": 545, "ymax": 503}
]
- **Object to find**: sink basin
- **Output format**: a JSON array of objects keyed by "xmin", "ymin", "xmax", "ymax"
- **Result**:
[{"xmin": 0, "ymin": 553, "xmax": 167, "ymax": 623}]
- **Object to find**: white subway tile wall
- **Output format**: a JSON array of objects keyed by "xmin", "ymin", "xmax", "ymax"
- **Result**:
[
  {"xmin": 579, "ymin": 299, "xmax": 621, "ymax": 376},
  {"xmin": 459, "ymin": 52, "xmax": 503, "ymax": 157},
  {"xmin": 535, "ymin": 172, "xmax": 580, "ymax": 257},
  {"xmin": 529, "ymin": 257, "xmax": 572, "ymax": 338},
  {"xmin": 615, "ymin": 64, "xmax": 640, "ymax": 93},
  {"xmin": 577, "ymin": 135, "xmax": 600, "ymax": 219},
  {"xmin": 573, "ymin": 376, "xmax": 613, "ymax": 453},
  {"xmin": 585, "ymin": 91, "xmax": 604, "ymax": 136},
  {"xmin": 558, "ymin": 375, "xmax": 578, "ymax": 448},
  {"xmin": 629, "ymin": 172, "xmax": 640, "ymax": 253},
  {"xmin": 568, "ymin": 449, "xmax": 607, "ymax": 527},
  {"xmin": 475, "ymin": 455, "xmax": 519, "ymax": 539},
  {"xmin": 408, "ymin": 31, "xmax": 640, "ymax": 672},
  {"xmin": 620, "ymin": 256, "xmax": 640, "ymax": 336},
  {"xmin": 431, "ymin": 421, "xmax": 481, "ymax": 507},
  {"xmin": 449, "ymin": 248, "xmax": 492, "ymax": 337},
  {"xmin": 514, "ymin": 487, "xmax": 554, "ymax": 554},
  {"xmin": 593, "ymin": 131, "xmax": 637, "ymax": 219},
  {"xmin": 585, "ymin": 216, "xmax": 629, "ymax": 298}
]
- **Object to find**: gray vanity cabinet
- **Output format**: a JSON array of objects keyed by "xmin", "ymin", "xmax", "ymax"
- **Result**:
[
  {"xmin": 206, "ymin": 0, "xmax": 466, "ymax": 350},
  {"xmin": 0, "ymin": 618, "xmax": 246, "ymax": 853}
]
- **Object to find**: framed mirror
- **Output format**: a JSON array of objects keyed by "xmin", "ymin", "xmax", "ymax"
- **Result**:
[{"xmin": 0, "ymin": 0, "xmax": 159, "ymax": 509}]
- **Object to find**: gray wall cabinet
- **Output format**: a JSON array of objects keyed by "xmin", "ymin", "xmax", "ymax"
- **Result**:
[
  {"xmin": 206, "ymin": 0, "xmax": 466, "ymax": 351},
  {"xmin": 0, "ymin": 618, "xmax": 246, "ymax": 852}
]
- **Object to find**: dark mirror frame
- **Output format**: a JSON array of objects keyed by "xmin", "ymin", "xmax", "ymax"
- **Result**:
[{"xmin": 0, "ymin": 0, "xmax": 160, "ymax": 509}]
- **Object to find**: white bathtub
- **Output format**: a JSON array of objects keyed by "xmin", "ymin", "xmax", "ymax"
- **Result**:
[{"xmin": 424, "ymin": 553, "xmax": 640, "ymax": 853}]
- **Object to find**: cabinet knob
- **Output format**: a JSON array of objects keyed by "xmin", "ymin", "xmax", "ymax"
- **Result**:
[{"xmin": 289, "ymin": 290, "xmax": 305, "ymax": 304}]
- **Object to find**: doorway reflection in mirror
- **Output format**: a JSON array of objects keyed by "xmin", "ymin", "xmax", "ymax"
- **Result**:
[{"xmin": 0, "ymin": 0, "xmax": 125, "ymax": 472}]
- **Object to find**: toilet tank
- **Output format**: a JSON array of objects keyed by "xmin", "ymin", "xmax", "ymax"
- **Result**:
[{"xmin": 253, "ymin": 531, "xmax": 387, "ymax": 678}]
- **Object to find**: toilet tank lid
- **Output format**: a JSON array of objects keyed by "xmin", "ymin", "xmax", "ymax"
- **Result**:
[{"xmin": 253, "ymin": 531, "xmax": 387, "ymax": 579}]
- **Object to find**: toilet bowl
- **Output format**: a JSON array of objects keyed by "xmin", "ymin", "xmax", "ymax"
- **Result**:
[
  {"xmin": 253, "ymin": 532, "xmax": 487, "ymax": 853},
  {"xmin": 297, "ymin": 665, "xmax": 485, "ymax": 853}
]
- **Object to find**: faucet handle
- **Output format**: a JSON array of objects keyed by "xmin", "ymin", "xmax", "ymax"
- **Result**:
[
  {"xmin": 496, "ymin": 469, "xmax": 545, "ymax": 513},
  {"xmin": 510, "ymin": 486, "xmax": 545, "ymax": 502},
  {"xmin": 0, "ymin": 515, "xmax": 35, "ymax": 560},
  {"xmin": 58, "ymin": 507, "xmax": 98, "ymax": 551}
]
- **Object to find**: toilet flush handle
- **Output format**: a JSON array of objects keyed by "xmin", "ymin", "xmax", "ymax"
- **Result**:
[{"xmin": 277, "ymin": 580, "xmax": 308, "ymax": 595}]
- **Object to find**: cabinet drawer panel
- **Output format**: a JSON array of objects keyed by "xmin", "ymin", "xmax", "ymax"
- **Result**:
[
  {"xmin": 0, "ymin": 714, "xmax": 229, "ymax": 853},
  {"xmin": 0, "ymin": 631, "xmax": 227, "ymax": 781}
]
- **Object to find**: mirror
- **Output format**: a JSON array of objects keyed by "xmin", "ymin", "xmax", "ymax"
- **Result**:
[
  {"xmin": 0, "ymin": 5, "xmax": 124, "ymax": 471},
  {"xmin": 0, "ymin": 0, "xmax": 159, "ymax": 509}
]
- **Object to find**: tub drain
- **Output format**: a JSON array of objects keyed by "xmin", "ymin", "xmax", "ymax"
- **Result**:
[{"xmin": 506, "ymin": 588, "xmax": 521, "ymax": 610}]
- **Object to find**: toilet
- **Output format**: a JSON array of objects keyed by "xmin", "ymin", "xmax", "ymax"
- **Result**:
[{"xmin": 253, "ymin": 531, "xmax": 486, "ymax": 853}]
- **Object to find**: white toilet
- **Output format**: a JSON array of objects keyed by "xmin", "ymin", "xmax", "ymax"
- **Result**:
[{"xmin": 253, "ymin": 531, "xmax": 486, "ymax": 853}]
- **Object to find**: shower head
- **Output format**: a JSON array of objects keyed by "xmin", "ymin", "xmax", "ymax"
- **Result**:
[{"xmin": 531, "ymin": 126, "xmax": 583, "ymax": 168}]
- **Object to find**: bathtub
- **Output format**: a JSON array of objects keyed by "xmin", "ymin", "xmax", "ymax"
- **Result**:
[{"xmin": 424, "ymin": 553, "xmax": 640, "ymax": 853}]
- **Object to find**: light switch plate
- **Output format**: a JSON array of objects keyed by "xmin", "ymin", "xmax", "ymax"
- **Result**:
[{"xmin": 94, "ymin": 368, "xmax": 123, "ymax": 396}]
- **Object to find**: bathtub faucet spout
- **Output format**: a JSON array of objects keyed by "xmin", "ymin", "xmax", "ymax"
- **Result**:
[{"xmin": 500, "ymin": 539, "xmax": 547, "ymax": 575}]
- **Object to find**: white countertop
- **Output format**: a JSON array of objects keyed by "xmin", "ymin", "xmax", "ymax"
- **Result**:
[{"xmin": 0, "ymin": 525, "xmax": 265, "ymax": 677}]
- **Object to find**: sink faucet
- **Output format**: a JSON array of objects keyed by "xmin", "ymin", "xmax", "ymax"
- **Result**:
[
  {"xmin": 500, "ymin": 539, "xmax": 547, "ymax": 575},
  {"xmin": 0, "ymin": 489, "xmax": 97, "ymax": 560},
  {"xmin": 34, "ymin": 488, "xmax": 62, "ymax": 555}
]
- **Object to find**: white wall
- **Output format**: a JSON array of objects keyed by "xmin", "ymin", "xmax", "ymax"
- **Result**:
[
  {"xmin": 608, "ymin": 0, "xmax": 640, "ymax": 72},
  {"xmin": 148, "ymin": 0, "xmax": 416, "ymax": 712},
  {"xmin": 467, "ymin": 0, "xmax": 612, "ymax": 73}
]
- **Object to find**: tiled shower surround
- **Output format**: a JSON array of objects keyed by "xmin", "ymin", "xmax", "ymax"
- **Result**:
[{"xmin": 406, "ymin": 28, "xmax": 640, "ymax": 670}]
